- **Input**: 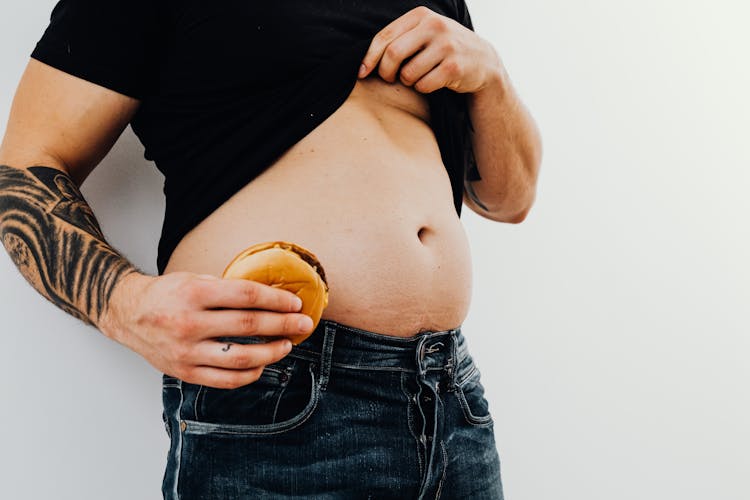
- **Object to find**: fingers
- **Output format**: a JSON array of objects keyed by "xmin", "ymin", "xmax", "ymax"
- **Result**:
[
  {"xmin": 360, "ymin": 7, "xmax": 424, "ymax": 78},
  {"xmin": 195, "ymin": 337, "xmax": 293, "ymax": 372},
  {"xmin": 168, "ymin": 338, "xmax": 296, "ymax": 389},
  {"xmin": 185, "ymin": 309, "xmax": 314, "ymax": 341},
  {"xmin": 412, "ymin": 59, "xmax": 458, "ymax": 94},
  {"xmin": 191, "ymin": 277, "xmax": 303, "ymax": 312},
  {"xmin": 178, "ymin": 365, "xmax": 266, "ymax": 390},
  {"xmin": 398, "ymin": 41, "xmax": 443, "ymax": 88},
  {"xmin": 375, "ymin": 27, "xmax": 431, "ymax": 83}
]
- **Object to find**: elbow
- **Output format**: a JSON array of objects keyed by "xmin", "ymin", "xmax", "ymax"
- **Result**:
[
  {"xmin": 495, "ymin": 200, "xmax": 533, "ymax": 224},
  {"xmin": 463, "ymin": 156, "xmax": 540, "ymax": 224},
  {"xmin": 485, "ymin": 185, "xmax": 536, "ymax": 224},
  {"xmin": 508, "ymin": 186, "xmax": 536, "ymax": 223},
  {"xmin": 505, "ymin": 206, "xmax": 530, "ymax": 224},
  {"xmin": 504, "ymin": 156, "xmax": 541, "ymax": 224}
]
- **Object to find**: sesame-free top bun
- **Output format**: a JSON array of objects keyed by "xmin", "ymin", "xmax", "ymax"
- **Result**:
[{"xmin": 221, "ymin": 241, "xmax": 329, "ymax": 344}]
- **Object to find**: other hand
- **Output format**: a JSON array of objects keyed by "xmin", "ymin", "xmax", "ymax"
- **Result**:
[{"xmin": 358, "ymin": 5, "xmax": 501, "ymax": 94}]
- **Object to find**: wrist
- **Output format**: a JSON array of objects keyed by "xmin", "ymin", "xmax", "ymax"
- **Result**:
[
  {"xmin": 474, "ymin": 41, "xmax": 509, "ymax": 97},
  {"xmin": 98, "ymin": 270, "xmax": 154, "ymax": 344}
]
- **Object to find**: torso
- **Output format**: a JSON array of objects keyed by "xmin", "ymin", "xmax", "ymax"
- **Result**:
[{"xmin": 163, "ymin": 75, "xmax": 473, "ymax": 337}]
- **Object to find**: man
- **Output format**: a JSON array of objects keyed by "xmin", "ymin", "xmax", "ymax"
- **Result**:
[{"xmin": 0, "ymin": 1, "xmax": 541, "ymax": 497}]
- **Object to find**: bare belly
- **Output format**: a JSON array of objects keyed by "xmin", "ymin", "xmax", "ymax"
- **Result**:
[{"xmin": 163, "ymin": 75, "xmax": 473, "ymax": 337}]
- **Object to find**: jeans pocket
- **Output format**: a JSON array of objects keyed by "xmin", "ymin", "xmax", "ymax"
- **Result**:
[
  {"xmin": 455, "ymin": 359, "xmax": 494, "ymax": 427},
  {"xmin": 183, "ymin": 357, "xmax": 320, "ymax": 436}
]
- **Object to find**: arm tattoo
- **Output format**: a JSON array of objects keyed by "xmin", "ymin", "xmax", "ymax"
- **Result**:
[{"xmin": 0, "ymin": 164, "xmax": 142, "ymax": 327}]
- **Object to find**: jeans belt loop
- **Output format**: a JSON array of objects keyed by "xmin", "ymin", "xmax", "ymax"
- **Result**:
[
  {"xmin": 415, "ymin": 335, "xmax": 429, "ymax": 378},
  {"xmin": 445, "ymin": 331, "xmax": 458, "ymax": 391}
]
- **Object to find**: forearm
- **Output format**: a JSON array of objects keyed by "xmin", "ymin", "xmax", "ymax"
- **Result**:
[
  {"xmin": 0, "ymin": 164, "xmax": 144, "ymax": 330},
  {"xmin": 465, "ymin": 45, "xmax": 543, "ymax": 222}
]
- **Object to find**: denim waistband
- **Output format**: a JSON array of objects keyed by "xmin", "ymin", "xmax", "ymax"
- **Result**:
[
  {"xmin": 220, "ymin": 318, "xmax": 468, "ymax": 374},
  {"xmin": 292, "ymin": 319, "xmax": 467, "ymax": 374}
]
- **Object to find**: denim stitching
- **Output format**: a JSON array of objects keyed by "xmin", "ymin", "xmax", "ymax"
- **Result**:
[
  {"xmin": 172, "ymin": 379, "xmax": 184, "ymax": 500},
  {"xmin": 455, "ymin": 382, "xmax": 494, "ymax": 427},
  {"xmin": 193, "ymin": 364, "xmax": 295, "ymax": 421},
  {"xmin": 286, "ymin": 351, "xmax": 319, "ymax": 363},
  {"xmin": 194, "ymin": 385, "xmax": 203, "ymax": 421},
  {"xmin": 401, "ymin": 372, "xmax": 424, "ymax": 479},
  {"xmin": 425, "ymin": 341, "xmax": 444, "ymax": 354},
  {"xmin": 290, "ymin": 348, "xmax": 319, "ymax": 359},
  {"xmin": 436, "ymin": 440, "xmax": 448, "ymax": 499},
  {"xmin": 262, "ymin": 366, "xmax": 284, "ymax": 376},
  {"xmin": 271, "ymin": 361, "xmax": 295, "ymax": 423},
  {"xmin": 330, "ymin": 362, "xmax": 414, "ymax": 372},
  {"xmin": 455, "ymin": 364, "xmax": 478, "ymax": 387},
  {"xmin": 318, "ymin": 324, "xmax": 335, "ymax": 392}
]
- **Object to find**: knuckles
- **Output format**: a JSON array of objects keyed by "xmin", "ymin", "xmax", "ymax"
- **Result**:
[
  {"xmin": 413, "ymin": 5, "xmax": 433, "ymax": 18},
  {"xmin": 229, "ymin": 351, "xmax": 254, "ymax": 370},
  {"xmin": 424, "ymin": 13, "xmax": 449, "ymax": 33},
  {"xmin": 171, "ymin": 343, "xmax": 192, "ymax": 365},
  {"xmin": 442, "ymin": 58, "xmax": 462, "ymax": 76},
  {"xmin": 384, "ymin": 43, "xmax": 404, "ymax": 62},
  {"xmin": 439, "ymin": 38, "xmax": 458, "ymax": 56},
  {"xmin": 180, "ymin": 279, "xmax": 205, "ymax": 304},
  {"xmin": 238, "ymin": 312, "xmax": 258, "ymax": 333},
  {"xmin": 140, "ymin": 309, "xmax": 190, "ymax": 335},
  {"xmin": 399, "ymin": 70, "xmax": 415, "ymax": 85},
  {"xmin": 242, "ymin": 282, "xmax": 260, "ymax": 305},
  {"xmin": 172, "ymin": 310, "xmax": 198, "ymax": 338},
  {"xmin": 374, "ymin": 27, "xmax": 394, "ymax": 44},
  {"xmin": 283, "ymin": 313, "xmax": 301, "ymax": 334}
]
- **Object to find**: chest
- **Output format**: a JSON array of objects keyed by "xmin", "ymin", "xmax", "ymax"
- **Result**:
[{"xmin": 156, "ymin": 0, "xmax": 460, "ymax": 90}]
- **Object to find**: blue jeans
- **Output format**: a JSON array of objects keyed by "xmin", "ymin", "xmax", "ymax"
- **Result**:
[{"xmin": 161, "ymin": 319, "xmax": 505, "ymax": 499}]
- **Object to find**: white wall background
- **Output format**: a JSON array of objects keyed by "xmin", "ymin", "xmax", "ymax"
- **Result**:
[{"xmin": 1, "ymin": 1, "xmax": 748, "ymax": 499}]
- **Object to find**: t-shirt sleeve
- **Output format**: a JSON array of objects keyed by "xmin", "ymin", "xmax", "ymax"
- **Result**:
[{"xmin": 30, "ymin": 0, "xmax": 159, "ymax": 100}]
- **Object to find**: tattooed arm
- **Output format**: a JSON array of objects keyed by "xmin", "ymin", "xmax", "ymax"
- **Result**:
[
  {"xmin": 0, "ymin": 59, "xmax": 314, "ymax": 389},
  {"xmin": 0, "ymin": 164, "xmax": 141, "ymax": 327},
  {"xmin": 0, "ymin": 59, "xmax": 146, "ymax": 329}
]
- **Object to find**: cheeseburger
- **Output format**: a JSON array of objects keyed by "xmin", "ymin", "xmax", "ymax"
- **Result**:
[{"xmin": 221, "ymin": 241, "xmax": 329, "ymax": 344}]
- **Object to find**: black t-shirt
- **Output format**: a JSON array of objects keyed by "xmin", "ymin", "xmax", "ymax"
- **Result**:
[{"xmin": 31, "ymin": 0, "xmax": 482, "ymax": 274}]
